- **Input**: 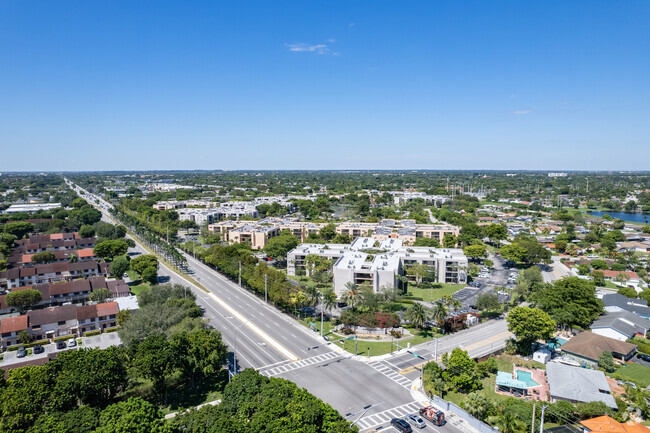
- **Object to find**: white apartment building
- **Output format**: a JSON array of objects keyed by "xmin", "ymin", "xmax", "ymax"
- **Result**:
[{"xmin": 287, "ymin": 236, "xmax": 468, "ymax": 297}]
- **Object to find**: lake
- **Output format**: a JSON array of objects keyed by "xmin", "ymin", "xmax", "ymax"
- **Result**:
[{"xmin": 588, "ymin": 211, "xmax": 650, "ymax": 224}]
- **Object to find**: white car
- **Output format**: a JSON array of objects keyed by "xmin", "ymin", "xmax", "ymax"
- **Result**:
[{"xmin": 405, "ymin": 413, "xmax": 426, "ymax": 429}]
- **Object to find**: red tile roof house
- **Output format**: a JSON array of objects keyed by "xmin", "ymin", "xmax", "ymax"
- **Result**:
[
  {"xmin": 76, "ymin": 302, "xmax": 119, "ymax": 334},
  {"xmin": 27, "ymin": 304, "xmax": 78, "ymax": 340},
  {"xmin": 0, "ymin": 315, "xmax": 29, "ymax": 348},
  {"xmin": 602, "ymin": 270, "xmax": 639, "ymax": 283},
  {"xmin": 0, "ymin": 301, "xmax": 120, "ymax": 349},
  {"xmin": 0, "ymin": 277, "xmax": 128, "ymax": 314}
]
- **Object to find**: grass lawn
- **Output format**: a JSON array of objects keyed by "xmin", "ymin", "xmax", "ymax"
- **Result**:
[
  {"xmin": 126, "ymin": 269, "xmax": 151, "ymax": 296},
  {"xmin": 439, "ymin": 354, "xmax": 546, "ymax": 407},
  {"xmin": 611, "ymin": 363, "xmax": 650, "ymax": 388},
  {"xmin": 406, "ymin": 284, "xmax": 465, "ymax": 302},
  {"xmin": 339, "ymin": 328, "xmax": 441, "ymax": 356},
  {"xmin": 299, "ymin": 317, "xmax": 442, "ymax": 356}
]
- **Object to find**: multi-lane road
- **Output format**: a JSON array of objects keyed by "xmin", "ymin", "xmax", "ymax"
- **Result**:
[{"xmin": 68, "ymin": 180, "xmax": 511, "ymax": 432}]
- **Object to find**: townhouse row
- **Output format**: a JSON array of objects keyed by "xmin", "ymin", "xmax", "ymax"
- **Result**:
[
  {"xmin": 0, "ymin": 276, "xmax": 129, "ymax": 314},
  {"xmin": 0, "ymin": 301, "xmax": 119, "ymax": 348},
  {"xmin": 0, "ymin": 260, "xmax": 111, "ymax": 291}
]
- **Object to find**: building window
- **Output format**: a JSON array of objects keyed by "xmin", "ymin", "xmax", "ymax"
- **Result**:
[{"xmin": 58, "ymin": 321, "xmax": 66, "ymax": 325}]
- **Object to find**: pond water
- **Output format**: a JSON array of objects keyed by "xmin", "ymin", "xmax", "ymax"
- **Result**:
[{"xmin": 588, "ymin": 211, "xmax": 650, "ymax": 224}]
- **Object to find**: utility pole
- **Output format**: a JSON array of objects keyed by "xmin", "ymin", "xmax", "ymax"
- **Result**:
[
  {"xmin": 539, "ymin": 404, "xmax": 549, "ymax": 433},
  {"xmin": 435, "ymin": 338, "xmax": 438, "ymax": 363},
  {"xmin": 238, "ymin": 261, "xmax": 242, "ymax": 286},
  {"xmin": 531, "ymin": 402, "xmax": 536, "ymax": 433},
  {"xmin": 264, "ymin": 274, "xmax": 268, "ymax": 303}
]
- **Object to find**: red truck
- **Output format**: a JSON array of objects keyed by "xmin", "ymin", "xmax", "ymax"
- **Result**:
[{"xmin": 419, "ymin": 406, "xmax": 446, "ymax": 426}]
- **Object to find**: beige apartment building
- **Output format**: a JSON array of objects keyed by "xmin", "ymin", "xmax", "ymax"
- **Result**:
[
  {"xmin": 208, "ymin": 218, "xmax": 326, "ymax": 250},
  {"xmin": 209, "ymin": 218, "xmax": 459, "ymax": 250}
]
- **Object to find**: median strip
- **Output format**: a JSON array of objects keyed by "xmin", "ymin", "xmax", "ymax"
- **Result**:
[{"xmin": 205, "ymin": 291, "xmax": 299, "ymax": 361}]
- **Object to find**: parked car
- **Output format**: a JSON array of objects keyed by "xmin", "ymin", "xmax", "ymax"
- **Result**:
[
  {"xmin": 56, "ymin": 341, "xmax": 66, "ymax": 350},
  {"xmin": 637, "ymin": 353, "xmax": 650, "ymax": 362},
  {"xmin": 405, "ymin": 413, "xmax": 426, "ymax": 429},
  {"xmin": 16, "ymin": 347, "xmax": 27, "ymax": 358},
  {"xmin": 33, "ymin": 344, "xmax": 44, "ymax": 354},
  {"xmin": 390, "ymin": 418, "xmax": 413, "ymax": 433},
  {"xmin": 67, "ymin": 339, "xmax": 77, "ymax": 348}
]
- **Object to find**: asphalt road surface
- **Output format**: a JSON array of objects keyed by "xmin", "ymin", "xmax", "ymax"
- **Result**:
[{"xmin": 68, "ymin": 180, "xmax": 513, "ymax": 433}]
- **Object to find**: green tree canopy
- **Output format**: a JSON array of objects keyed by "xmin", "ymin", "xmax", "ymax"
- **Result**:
[
  {"xmin": 263, "ymin": 233, "xmax": 299, "ymax": 259},
  {"xmin": 2, "ymin": 221, "xmax": 35, "ymax": 239},
  {"xmin": 6, "ymin": 289, "xmax": 43, "ymax": 314},
  {"xmin": 110, "ymin": 255, "xmax": 130, "ymax": 278},
  {"xmin": 31, "ymin": 251, "xmax": 56, "ymax": 264},
  {"xmin": 507, "ymin": 306, "xmax": 555, "ymax": 353},
  {"xmin": 532, "ymin": 277, "xmax": 603, "ymax": 328},
  {"xmin": 95, "ymin": 397, "xmax": 167, "ymax": 433},
  {"xmin": 93, "ymin": 239, "xmax": 129, "ymax": 261},
  {"xmin": 464, "ymin": 244, "xmax": 487, "ymax": 259},
  {"xmin": 130, "ymin": 254, "xmax": 158, "ymax": 275}
]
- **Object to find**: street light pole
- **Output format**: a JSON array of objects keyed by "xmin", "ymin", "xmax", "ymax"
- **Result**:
[
  {"xmin": 264, "ymin": 274, "xmax": 267, "ymax": 303},
  {"xmin": 238, "ymin": 261, "xmax": 242, "ymax": 286}
]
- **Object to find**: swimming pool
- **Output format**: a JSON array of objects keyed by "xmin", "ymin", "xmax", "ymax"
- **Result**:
[
  {"xmin": 547, "ymin": 338, "xmax": 568, "ymax": 350},
  {"xmin": 516, "ymin": 371, "xmax": 540, "ymax": 387}
]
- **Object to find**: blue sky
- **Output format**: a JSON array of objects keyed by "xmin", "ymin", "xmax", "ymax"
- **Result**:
[{"xmin": 1, "ymin": 1, "xmax": 649, "ymax": 171}]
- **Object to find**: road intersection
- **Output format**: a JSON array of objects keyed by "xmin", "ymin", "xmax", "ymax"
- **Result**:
[{"xmin": 68, "ymin": 180, "xmax": 512, "ymax": 432}]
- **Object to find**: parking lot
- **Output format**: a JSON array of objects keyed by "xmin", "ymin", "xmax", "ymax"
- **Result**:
[{"xmin": 1, "ymin": 333, "xmax": 122, "ymax": 367}]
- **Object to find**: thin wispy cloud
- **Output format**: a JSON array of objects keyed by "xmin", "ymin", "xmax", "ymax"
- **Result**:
[
  {"xmin": 286, "ymin": 40, "xmax": 340, "ymax": 56},
  {"xmin": 286, "ymin": 43, "xmax": 329, "ymax": 54},
  {"xmin": 512, "ymin": 110, "xmax": 532, "ymax": 115}
]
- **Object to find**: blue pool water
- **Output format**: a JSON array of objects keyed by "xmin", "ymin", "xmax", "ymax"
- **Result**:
[
  {"xmin": 516, "ymin": 371, "xmax": 540, "ymax": 387},
  {"xmin": 547, "ymin": 338, "xmax": 568, "ymax": 350}
]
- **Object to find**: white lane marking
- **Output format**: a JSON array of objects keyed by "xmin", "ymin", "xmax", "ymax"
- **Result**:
[{"xmin": 205, "ymin": 291, "xmax": 299, "ymax": 361}]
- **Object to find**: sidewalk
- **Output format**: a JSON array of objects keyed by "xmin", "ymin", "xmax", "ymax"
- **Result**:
[{"xmin": 409, "ymin": 378, "xmax": 485, "ymax": 433}]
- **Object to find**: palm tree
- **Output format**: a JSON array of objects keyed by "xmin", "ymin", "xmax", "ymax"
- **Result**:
[
  {"xmin": 304, "ymin": 285, "xmax": 321, "ymax": 307},
  {"xmin": 405, "ymin": 303, "xmax": 430, "ymax": 329},
  {"xmin": 430, "ymin": 301, "xmax": 448, "ymax": 330},
  {"xmin": 487, "ymin": 412, "xmax": 526, "ymax": 433},
  {"xmin": 341, "ymin": 282, "xmax": 363, "ymax": 309},
  {"xmin": 322, "ymin": 290, "xmax": 337, "ymax": 316}
]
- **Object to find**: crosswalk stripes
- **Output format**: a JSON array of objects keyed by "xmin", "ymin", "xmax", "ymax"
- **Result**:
[
  {"xmin": 354, "ymin": 401, "xmax": 422, "ymax": 431},
  {"xmin": 367, "ymin": 360, "xmax": 413, "ymax": 389},
  {"xmin": 260, "ymin": 351, "xmax": 343, "ymax": 377}
]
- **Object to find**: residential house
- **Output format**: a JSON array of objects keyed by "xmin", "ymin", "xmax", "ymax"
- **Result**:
[
  {"xmin": 602, "ymin": 293, "xmax": 650, "ymax": 319},
  {"xmin": 76, "ymin": 302, "xmax": 118, "ymax": 334},
  {"xmin": 559, "ymin": 331, "xmax": 637, "ymax": 368},
  {"xmin": 591, "ymin": 311, "xmax": 650, "ymax": 341},
  {"xmin": 0, "ymin": 315, "xmax": 29, "ymax": 348},
  {"xmin": 581, "ymin": 416, "xmax": 650, "ymax": 433},
  {"xmin": 546, "ymin": 363, "xmax": 616, "ymax": 409}
]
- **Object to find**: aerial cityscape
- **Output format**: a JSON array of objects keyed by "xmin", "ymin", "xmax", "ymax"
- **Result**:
[{"xmin": 1, "ymin": 2, "xmax": 650, "ymax": 433}]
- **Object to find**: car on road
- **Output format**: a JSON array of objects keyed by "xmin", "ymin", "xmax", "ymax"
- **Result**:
[
  {"xmin": 56, "ymin": 341, "xmax": 67, "ymax": 350},
  {"xmin": 390, "ymin": 418, "xmax": 413, "ymax": 433},
  {"xmin": 16, "ymin": 347, "xmax": 27, "ymax": 358},
  {"xmin": 419, "ymin": 406, "xmax": 446, "ymax": 426},
  {"xmin": 67, "ymin": 339, "xmax": 77, "ymax": 347},
  {"xmin": 33, "ymin": 344, "xmax": 44, "ymax": 354},
  {"xmin": 637, "ymin": 353, "xmax": 650, "ymax": 362},
  {"xmin": 405, "ymin": 413, "xmax": 426, "ymax": 429}
]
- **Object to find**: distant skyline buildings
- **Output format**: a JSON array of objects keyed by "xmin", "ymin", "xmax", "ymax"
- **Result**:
[{"xmin": 1, "ymin": 1, "xmax": 649, "ymax": 171}]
